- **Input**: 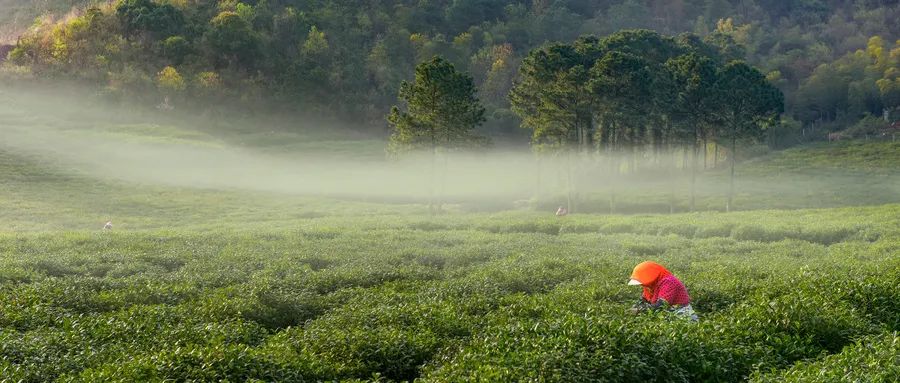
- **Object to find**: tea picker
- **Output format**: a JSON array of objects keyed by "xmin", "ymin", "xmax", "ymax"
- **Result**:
[{"xmin": 627, "ymin": 261, "xmax": 698, "ymax": 321}]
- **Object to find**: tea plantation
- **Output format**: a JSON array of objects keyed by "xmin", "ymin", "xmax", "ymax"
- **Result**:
[
  {"xmin": 1, "ymin": 205, "xmax": 898, "ymax": 382},
  {"xmin": 1, "ymin": 89, "xmax": 898, "ymax": 381}
]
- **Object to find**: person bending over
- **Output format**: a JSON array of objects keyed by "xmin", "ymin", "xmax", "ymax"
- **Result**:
[{"xmin": 627, "ymin": 261, "xmax": 698, "ymax": 321}]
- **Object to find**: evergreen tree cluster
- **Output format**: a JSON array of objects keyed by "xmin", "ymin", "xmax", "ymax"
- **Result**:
[{"xmin": 509, "ymin": 29, "xmax": 782, "ymax": 212}]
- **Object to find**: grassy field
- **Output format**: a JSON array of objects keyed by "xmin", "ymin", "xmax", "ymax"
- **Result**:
[{"xmin": 1, "ymin": 86, "xmax": 899, "ymax": 381}]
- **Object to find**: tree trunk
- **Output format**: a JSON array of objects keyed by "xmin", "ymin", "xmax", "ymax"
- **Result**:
[
  {"xmin": 582, "ymin": 118, "xmax": 593, "ymax": 154},
  {"xmin": 609, "ymin": 161, "xmax": 616, "ymax": 214},
  {"xmin": 429, "ymin": 144, "xmax": 436, "ymax": 216},
  {"xmin": 438, "ymin": 150, "xmax": 449, "ymax": 213},
  {"xmin": 427, "ymin": 90, "xmax": 438, "ymax": 216},
  {"xmin": 631, "ymin": 144, "xmax": 637, "ymax": 174},
  {"xmin": 727, "ymin": 134, "xmax": 736, "ymax": 212},
  {"xmin": 608, "ymin": 136, "xmax": 617, "ymax": 214},
  {"xmin": 669, "ymin": 145, "xmax": 676, "ymax": 214},
  {"xmin": 713, "ymin": 142, "xmax": 719, "ymax": 169},
  {"xmin": 690, "ymin": 136, "xmax": 697, "ymax": 212},
  {"xmin": 566, "ymin": 150, "xmax": 574, "ymax": 213},
  {"xmin": 703, "ymin": 137, "xmax": 708, "ymax": 170},
  {"xmin": 574, "ymin": 121, "xmax": 582, "ymax": 151},
  {"xmin": 653, "ymin": 123, "xmax": 662, "ymax": 167}
]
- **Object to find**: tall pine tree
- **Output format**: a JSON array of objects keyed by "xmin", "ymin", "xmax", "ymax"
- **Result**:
[{"xmin": 388, "ymin": 56, "xmax": 487, "ymax": 213}]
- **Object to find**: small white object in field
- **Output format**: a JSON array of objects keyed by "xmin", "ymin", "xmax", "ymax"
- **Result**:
[
  {"xmin": 156, "ymin": 96, "xmax": 174, "ymax": 111},
  {"xmin": 103, "ymin": 221, "xmax": 112, "ymax": 230},
  {"xmin": 556, "ymin": 206, "xmax": 568, "ymax": 217}
]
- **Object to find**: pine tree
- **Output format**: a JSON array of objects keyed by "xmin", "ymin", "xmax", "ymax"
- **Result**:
[
  {"xmin": 715, "ymin": 61, "xmax": 784, "ymax": 211},
  {"xmin": 388, "ymin": 56, "xmax": 487, "ymax": 213}
]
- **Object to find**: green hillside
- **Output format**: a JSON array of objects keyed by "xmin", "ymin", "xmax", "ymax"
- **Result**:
[
  {"xmin": 3, "ymin": 0, "xmax": 898, "ymax": 138},
  {"xmin": 0, "ymin": 0, "xmax": 94, "ymax": 42}
]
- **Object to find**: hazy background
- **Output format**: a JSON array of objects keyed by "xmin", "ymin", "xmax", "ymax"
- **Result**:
[
  {"xmin": 2, "ymin": 84, "xmax": 897, "ymax": 228},
  {"xmin": 1, "ymin": 0, "xmax": 898, "ymax": 228}
]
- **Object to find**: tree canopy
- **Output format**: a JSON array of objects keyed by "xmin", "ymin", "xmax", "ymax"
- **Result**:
[
  {"xmin": 508, "ymin": 29, "xmax": 783, "ymax": 211},
  {"xmin": 388, "ymin": 56, "xmax": 487, "ymax": 155},
  {"xmin": 4, "ymin": 0, "xmax": 897, "ymax": 141}
]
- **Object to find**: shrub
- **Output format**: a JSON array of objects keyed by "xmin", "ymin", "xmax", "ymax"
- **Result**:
[
  {"xmin": 750, "ymin": 332, "xmax": 900, "ymax": 383},
  {"xmin": 407, "ymin": 221, "xmax": 448, "ymax": 231},
  {"xmin": 793, "ymin": 225, "xmax": 856, "ymax": 245},
  {"xmin": 844, "ymin": 114, "xmax": 887, "ymax": 139},
  {"xmin": 600, "ymin": 222, "xmax": 635, "ymax": 234},
  {"xmin": 694, "ymin": 223, "xmax": 734, "ymax": 238},
  {"xmin": 1, "ymin": 206, "xmax": 897, "ymax": 382},
  {"xmin": 655, "ymin": 223, "xmax": 699, "ymax": 238},
  {"xmin": 63, "ymin": 344, "xmax": 311, "ymax": 382},
  {"xmin": 731, "ymin": 225, "xmax": 783, "ymax": 242},
  {"xmin": 558, "ymin": 222, "xmax": 602, "ymax": 234},
  {"xmin": 243, "ymin": 287, "xmax": 327, "ymax": 329}
]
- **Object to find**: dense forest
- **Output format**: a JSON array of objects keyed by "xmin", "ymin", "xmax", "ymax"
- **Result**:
[
  {"xmin": 0, "ymin": 0, "xmax": 86, "ymax": 42},
  {"xmin": 2, "ymin": 0, "xmax": 898, "ymax": 142}
]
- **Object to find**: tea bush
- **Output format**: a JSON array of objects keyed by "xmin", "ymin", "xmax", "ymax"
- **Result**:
[
  {"xmin": 750, "ymin": 332, "xmax": 900, "ymax": 383},
  {"xmin": 0, "ymin": 205, "xmax": 898, "ymax": 382}
]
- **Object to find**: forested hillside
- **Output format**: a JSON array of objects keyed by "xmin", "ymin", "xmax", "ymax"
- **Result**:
[
  {"xmin": 2, "ymin": 0, "xmax": 899, "ymax": 139},
  {"xmin": 0, "ymin": 0, "xmax": 93, "ymax": 42}
]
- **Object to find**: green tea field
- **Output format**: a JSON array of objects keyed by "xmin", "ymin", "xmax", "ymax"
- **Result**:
[
  {"xmin": 1, "ymin": 207, "xmax": 898, "ymax": 382},
  {"xmin": 1, "ymin": 86, "xmax": 899, "ymax": 382}
]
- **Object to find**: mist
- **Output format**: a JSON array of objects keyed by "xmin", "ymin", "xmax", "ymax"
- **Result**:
[
  {"xmin": 1, "ymin": 84, "xmax": 897, "ymax": 213},
  {"xmin": 0, "ymin": 85, "xmax": 540, "ymax": 200},
  {"xmin": 1, "ymin": 123, "xmax": 539, "ymax": 199}
]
